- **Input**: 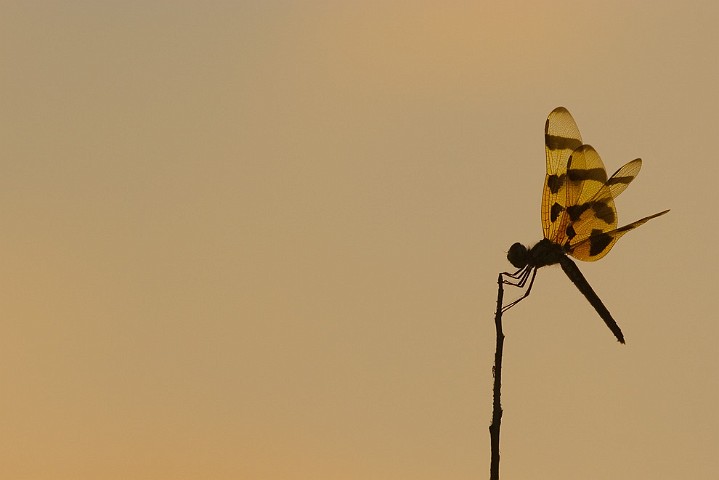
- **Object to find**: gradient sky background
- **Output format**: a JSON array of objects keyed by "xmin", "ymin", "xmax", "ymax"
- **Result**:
[{"xmin": 1, "ymin": 1, "xmax": 717, "ymax": 479}]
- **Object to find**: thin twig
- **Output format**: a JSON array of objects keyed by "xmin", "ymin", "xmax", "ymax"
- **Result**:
[{"xmin": 489, "ymin": 273, "xmax": 505, "ymax": 480}]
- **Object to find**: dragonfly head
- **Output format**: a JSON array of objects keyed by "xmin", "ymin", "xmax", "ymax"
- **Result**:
[{"xmin": 507, "ymin": 242, "xmax": 529, "ymax": 269}]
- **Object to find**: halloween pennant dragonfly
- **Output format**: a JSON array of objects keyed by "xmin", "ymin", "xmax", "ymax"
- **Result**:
[{"xmin": 502, "ymin": 107, "xmax": 669, "ymax": 343}]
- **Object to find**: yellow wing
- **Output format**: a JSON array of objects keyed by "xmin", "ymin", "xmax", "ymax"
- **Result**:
[
  {"xmin": 564, "ymin": 153, "xmax": 667, "ymax": 261},
  {"xmin": 542, "ymin": 107, "xmax": 582, "ymax": 241}
]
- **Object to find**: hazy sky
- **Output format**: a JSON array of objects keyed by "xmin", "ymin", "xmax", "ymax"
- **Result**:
[{"xmin": 1, "ymin": 2, "xmax": 717, "ymax": 479}]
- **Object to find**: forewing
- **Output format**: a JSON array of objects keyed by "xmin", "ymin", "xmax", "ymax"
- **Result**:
[
  {"xmin": 552, "ymin": 145, "xmax": 610, "ymax": 247},
  {"xmin": 569, "ymin": 209, "xmax": 670, "ymax": 261},
  {"xmin": 542, "ymin": 107, "xmax": 583, "ymax": 240}
]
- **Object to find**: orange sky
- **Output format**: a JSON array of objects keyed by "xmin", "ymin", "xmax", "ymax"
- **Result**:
[{"xmin": 1, "ymin": 2, "xmax": 717, "ymax": 479}]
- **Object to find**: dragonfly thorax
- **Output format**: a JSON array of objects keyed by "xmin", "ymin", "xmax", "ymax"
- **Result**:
[{"xmin": 507, "ymin": 238, "xmax": 564, "ymax": 269}]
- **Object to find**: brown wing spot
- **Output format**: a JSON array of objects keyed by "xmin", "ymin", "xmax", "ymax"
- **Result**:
[
  {"xmin": 550, "ymin": 202, "xmax": 564, "ymax": 222},
  {"xmin": 588, "ymin": 231, "xmax": 612, "ymax": 257},
  {"xmin": 567, "ymin": 167, "xmax": 607, "ymax": 183},
  {"xmin": 592, "ymin": 201, "xmax": 615, "ymax": 225},
  {"xmin": 567, "ymin": 203, "xmax": 590, "ymax": 221},
  {"xmin": 606, "ymin": 175, "xmax": 634, "ymax": 186},
  {"xmin": 566, "ymin": 224, "xmax": 576, "ymax": 240},
  {"xmin": 545, "ymin": 133, "xmax": 582, "ymax": 152},
  {"xmin": 547, "ymin": 174, "xmax": 564, "ymax": 194}
]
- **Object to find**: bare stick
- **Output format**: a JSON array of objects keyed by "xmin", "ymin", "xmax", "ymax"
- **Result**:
[{"xmin": 489, "ymin": 273, "xmax": 505, "ymax": 480}]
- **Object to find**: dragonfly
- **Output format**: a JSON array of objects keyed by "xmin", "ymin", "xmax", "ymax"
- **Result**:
[{"xmin": 502, "ymin": 107, "xmax": 669, "ymax": 343}]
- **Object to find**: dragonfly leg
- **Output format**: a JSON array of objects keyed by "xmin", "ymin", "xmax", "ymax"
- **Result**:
[
  {"xmin": 501, "ymin": 265, "xmax": 530, "ymax": 285},
  {"xmin": 501, "ymin": 267, "xmax": 537, "ymax": 312}
]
